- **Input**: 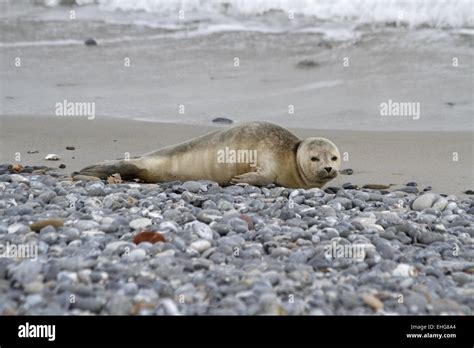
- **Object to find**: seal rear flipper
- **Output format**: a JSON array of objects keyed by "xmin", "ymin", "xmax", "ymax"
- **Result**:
[{"xmin": 73, "ymin": 160, "xmax": 143, "ymax": 181}]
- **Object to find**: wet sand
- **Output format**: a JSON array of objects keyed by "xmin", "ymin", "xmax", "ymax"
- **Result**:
[{"xmin": 1, "ymin": 115, "xmax": 472, "ymax": 196}]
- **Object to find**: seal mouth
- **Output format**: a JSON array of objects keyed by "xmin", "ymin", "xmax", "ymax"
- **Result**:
[
  {"xmin": 317, "ymin": 169, "xmax": 337, "ymax": 180},
  {"xmin": 299, "ymin": 168, "xmax": 336, "ymax": 186}
]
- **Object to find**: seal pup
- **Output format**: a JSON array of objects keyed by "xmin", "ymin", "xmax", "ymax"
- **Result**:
[{"xmin": 76, "ymin": 121, "xmax": 341, "ymax": 188}]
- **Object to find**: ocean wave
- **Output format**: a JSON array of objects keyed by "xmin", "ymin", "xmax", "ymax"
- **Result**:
[
  {"xmin": 0, "ymin": 39, "xmax": 84, "ymax": 47},
  {"xmin": 37, "ymin": 0, "xmax": 474, "ymax": 29}
]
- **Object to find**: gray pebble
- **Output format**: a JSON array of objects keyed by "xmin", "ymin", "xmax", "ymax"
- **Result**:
[
  {"xmin": 418, "ymin": 232, "xmax": 445, "ymax": 244},
  {"xmin": 72, "ymin": 297, "xmax": 104, "ymax": 313}
]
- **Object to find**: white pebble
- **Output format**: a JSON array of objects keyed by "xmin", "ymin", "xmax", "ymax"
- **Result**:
[
  {"xmin": 352, "ymin": 214, "xmax": 377, "ymax": 227},
  {"xmin": 105, "ymin": 241, "xmax": 134, "ymax": 253},
  {"xmin": 159, "ymin": 221, "xmax": 179, "ymax": 233},
  {"xmin": 8, "ymin": 223, "xmax": 26, "ymax": 234},
  {"xmin": 367, "ymin": 224, "xmax": 384, "ymax": 233},
  {"xmin": 10, "ymin": 174, "xmax": 29, "ymax": 183},
  {"xmin": 190, "ymin": 240, "xmax": 211, "ymax": 253},
  {"xmin": 392, "ymin": 264, "xmax": 418, "ymax": 277},
  {"xmin": 126, "ymin": 249, "xmax": 147, "ymax": 262},
  {"xmin": 129, "ymin": 218, "xmax": 152, "ymax": 230},
  {"xmin": 412, "ymin": 193, "xmax": 437, "ymax": 210},
  {"xmin": 45, "ymin": 154, "xmax": 60, "ymax": 160},
  {"xmin": 446, "ymin": 202, "xmax": 457, "ymax": 210}
]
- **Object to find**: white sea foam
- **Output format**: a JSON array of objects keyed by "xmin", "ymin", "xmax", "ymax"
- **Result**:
[
  {"xmin": 37, "ymin": 0, "xmax": 474, "ymax": 29},
  {"xmin": 1, "ymin": 0, "xmax": 472, "ymax": 48},
  {"xmin": 0, "ymin": 39, "xmax": 85, "ymax": 47}
]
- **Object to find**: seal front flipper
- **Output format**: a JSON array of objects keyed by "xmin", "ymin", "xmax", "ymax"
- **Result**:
[
  {"xmin": 74, "ymin": 160, "xmax": 145, "ymax": 181},
  {"xmin": 230, "ymin": 172, "xmax": 274, "ymax": 186}
]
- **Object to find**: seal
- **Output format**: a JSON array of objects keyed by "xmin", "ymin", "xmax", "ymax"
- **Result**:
[{"xmin": 76, "ymin": 121, "xmax": 341, "ymax": 188}]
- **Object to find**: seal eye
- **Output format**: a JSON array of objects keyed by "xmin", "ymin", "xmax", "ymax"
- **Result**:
[
  {"xmin": 331, "ymin": 156, "xmax": 338, "ymax": 161},
  {"xmin": 311, "ymin": 157, "xmax": 320, "ymax": 162}
]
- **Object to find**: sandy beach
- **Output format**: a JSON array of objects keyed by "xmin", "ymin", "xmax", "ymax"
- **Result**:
[
  {"xmin": 0, "ymin": 115, "xmax": 472, "ymax": 196},
  {"xmin": 0, "ymin": 0, "xmax": 473, "ymax": 323}
]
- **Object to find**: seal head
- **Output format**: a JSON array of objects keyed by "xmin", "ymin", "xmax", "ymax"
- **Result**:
[{"xmin": 296, "ymin": 137, "xmax": 341, "ymax": 187}]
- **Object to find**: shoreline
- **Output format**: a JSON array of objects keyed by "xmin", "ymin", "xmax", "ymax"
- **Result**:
[
  {"xmin": 4, "ymin": 113, "xmax": 474, "ymax": 133},
  {"xmin": 1, "ymin": 115, "xmax": 472, "ymax": 196}
]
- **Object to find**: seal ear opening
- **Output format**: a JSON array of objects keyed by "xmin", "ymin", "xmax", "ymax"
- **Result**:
[{"xmin": 73, "ymin": 160, "xmax": 142, "ymax": 180}]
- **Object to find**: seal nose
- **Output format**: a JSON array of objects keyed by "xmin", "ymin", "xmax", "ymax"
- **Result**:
[{"xmin": 324, "ymin": 167, "xmax": 332, "ymax": 173}]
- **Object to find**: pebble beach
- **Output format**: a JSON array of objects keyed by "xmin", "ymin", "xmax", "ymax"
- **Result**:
[{"xmin": 0, "ymin": 164, "xmax": 472, "ymax": 315}]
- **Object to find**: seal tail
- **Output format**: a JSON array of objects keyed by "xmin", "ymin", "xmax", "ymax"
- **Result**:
[{"xmin": 73, "ymin": 160, "xmax": 143, "ymax": 181}]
